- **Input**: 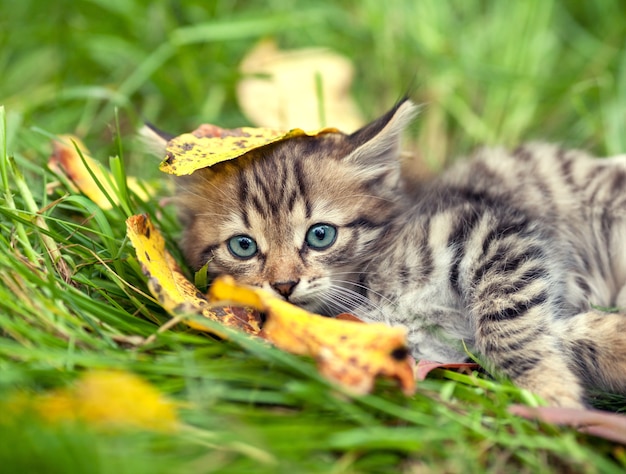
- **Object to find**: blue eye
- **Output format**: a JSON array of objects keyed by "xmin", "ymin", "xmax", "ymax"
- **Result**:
[
  {"xmin": 305, "ymin": 224, "xmax": 337, "ymax": 250},
  {"xmin": 227, "ymin": 235, "xmax": 258, "ymax": 259}
]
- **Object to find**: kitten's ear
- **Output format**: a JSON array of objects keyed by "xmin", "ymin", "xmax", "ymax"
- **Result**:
[
  {"xmin": 138, "ymin": 123, "xmax": 173, "ymax": 158},
  {"xmin": 344, "ymin": 98, "xmax": 419, "ymax": 175}
]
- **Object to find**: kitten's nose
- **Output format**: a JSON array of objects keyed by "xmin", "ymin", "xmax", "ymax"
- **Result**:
[{"xmin": 271, "ymin": 280, "xmax": 299, "ymax": 298}]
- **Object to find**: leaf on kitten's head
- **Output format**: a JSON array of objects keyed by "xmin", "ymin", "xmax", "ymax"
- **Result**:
[
  {"xmin": 126, "ymin": 213, "xmax": 415, "ymax": 395},
  {"xmin": 49, "ymin": 135, "xmax": 151, "ymax": 209},
  {"xmin": 160, "ymin": 125, "xmax": 339, "ymax": 176}
]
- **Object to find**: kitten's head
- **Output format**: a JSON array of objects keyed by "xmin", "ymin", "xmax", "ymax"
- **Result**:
[{"xmin": 174, "ymin": 99, "xmax": 418, "ymax": 315}]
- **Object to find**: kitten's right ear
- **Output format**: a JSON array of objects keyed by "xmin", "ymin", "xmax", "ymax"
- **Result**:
[
  {"xmin": 344, "ymin": 98, "xmax": 419, "ymax": 172},
  {"xmin": 138, "ymin": 123, "xmax": 173, "ymax": 158}
]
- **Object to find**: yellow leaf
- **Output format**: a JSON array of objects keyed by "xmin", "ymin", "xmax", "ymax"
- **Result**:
[
  {"xmin": 237, "ymin": 40, "xmax": 364, "ymax": 131},
  {"xmin": 210, "ymin": 276, "xmax": 415, "ymax": 396},
  {"xmin": 49, "ymin": 134, "xmax": 152, "ymax": 209},
  {"xmin": 126, "ymin": 214, "xmax": 262, "ymax": 334},
  {"xmin": 160, "ymin": 125, "xmax": 339, "ymax": 176},
  {"xmin": 7, "ymin": 370, "xmax": 179, "ymax": 432}
]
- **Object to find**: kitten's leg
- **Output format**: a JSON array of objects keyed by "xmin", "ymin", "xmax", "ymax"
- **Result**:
[
  {"xmin": 466, "ymin": 242, "xmax": 587, "ymax": 407},
  {"xmin": 556, "ymin": 310, "xmax": 626, "ymax": 395},
  {"xmin": 469, "ymin": 296, "xmax": 586, "ymax": 408}
]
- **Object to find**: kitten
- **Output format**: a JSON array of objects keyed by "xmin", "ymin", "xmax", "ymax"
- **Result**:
[{"xmin": 151, "ymin": 99, "xmax": 626, "ymax": 407}]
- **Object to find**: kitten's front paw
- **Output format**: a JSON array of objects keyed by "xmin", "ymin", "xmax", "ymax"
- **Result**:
[
  {"xmin": 519, "ymin": 376, "xmax": 585, "ymax": 409},
  {"xmin": 538, "ymin": 392, "xmax": 585, "ymax": 410}
]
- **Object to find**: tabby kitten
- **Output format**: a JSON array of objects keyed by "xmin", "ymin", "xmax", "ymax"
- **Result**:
[{"xmin": 158, "ymin": 99, "xmax": 626, "ymax": 407}]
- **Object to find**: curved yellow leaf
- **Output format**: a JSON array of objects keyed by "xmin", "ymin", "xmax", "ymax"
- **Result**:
[
  {"xmin": 160, "ymin": 125, "xmax": 339, "ymax": 176},
  {"xmin": 49, "ymin": 135, "xmax": 151, "ymax": 210},
  {"xmin": 210, "ymin": 276, "xmax": 415, "ymax": 396},
  {"xmin": 126, "ymin": 214, "xmax": 262, "ymax": 335}
]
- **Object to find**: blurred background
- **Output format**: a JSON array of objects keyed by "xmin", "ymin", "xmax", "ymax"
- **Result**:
[{"xmin": 2, "ymin": 0, "xmax": 625, "ymax": 173}]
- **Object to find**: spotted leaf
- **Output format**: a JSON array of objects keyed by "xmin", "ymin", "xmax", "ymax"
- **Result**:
[
  {"xmin": 209, "ymin": 275, "xmax": 415, "ymax": 396},
  {"xmin": 126, "ymin": 214, "xmax": 262, "ymax": 335},
  {"xmin": 160, "ymin": 124, "xmax": 339, "ymax": 176}
]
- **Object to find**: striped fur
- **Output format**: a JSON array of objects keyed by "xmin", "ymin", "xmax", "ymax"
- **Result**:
[{"xmin": 174, "ymin": 99, "xmax": 626, "ymax": 407}]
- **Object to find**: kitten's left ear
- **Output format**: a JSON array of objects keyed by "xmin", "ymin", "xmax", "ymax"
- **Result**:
[
  {"xmin": 344, "ymin": 98, "xmax": 419, "ymax": 176},
  {"xmin": 138, "ymin": 123, "xmax": 174, "ymax": 158}
]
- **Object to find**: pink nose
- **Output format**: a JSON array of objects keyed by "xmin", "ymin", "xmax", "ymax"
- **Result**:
[{"xmin": 271, "ymin": 280, "xmax": 299, "ymax": 298}]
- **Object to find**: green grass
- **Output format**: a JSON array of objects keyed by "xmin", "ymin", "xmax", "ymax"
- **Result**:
[{"xmin": 2, "ymin": 0, "xmax": 626, "ymax": 472}]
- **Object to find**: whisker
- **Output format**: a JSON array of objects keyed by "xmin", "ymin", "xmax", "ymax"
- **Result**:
[
  {"xmin": 307, "ymin": 285, "xmax": 361, "ymax": 316},
  {"xmin": 324, "ymin": 283, "xmax": 388, "ymax": 321},
  {"xmin": 330, "ymin": 278, "xmax": 395, "ymax": 306}
]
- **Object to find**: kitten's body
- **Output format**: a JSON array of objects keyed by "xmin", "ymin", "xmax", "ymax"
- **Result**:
[{"xmin": 167, "ymin": 100, "xmax": 626, "ymax": 407}]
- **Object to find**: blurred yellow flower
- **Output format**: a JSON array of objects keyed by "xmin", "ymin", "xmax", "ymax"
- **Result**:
[{"xmin": 16, "ymin": 370, "xmax": 179, "ymax": 432}]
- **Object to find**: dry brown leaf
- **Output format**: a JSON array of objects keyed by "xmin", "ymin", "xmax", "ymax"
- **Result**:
[
  {"xmin": 415, "ymin": 360, "xmax": 481, "ymax": 381},
  {"xmin": 510, "ymin": 405, "xmax": 626, "ymax": 445},
  {"xmin": 237, "ymin": 40, "xmax": 363, "ymax": 131}
]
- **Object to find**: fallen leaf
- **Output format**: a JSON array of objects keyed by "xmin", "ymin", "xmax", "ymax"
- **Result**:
[
  {"xmin": 336, "ymin": 313, "xmax": 364, "ymax": 323},
  {"xmin": 415, "ymin": 360, "xmax": 481, "ymax": 381},
  {"xmin": 49, "ymin": 135, "xmax": 151, "ymax": 209},
  {"xmin": 126, "ymin": 213, "xmax": 415, "ymax": 395},
  {"xmin": 126, "ymin": 214, "xmax": 262, "ymax": 335},
  {"xmin": 160, "ymin": 125, "xmax": 339, "ymax": 176},
  {"xmin": 210, "ymin": 275, "xmax": 415, "ymax": 396},
  {"xmin": 6, "ymin": 370, "xmax": 179, "ymax": 432},
  {"xmin": 237, "ymin": 40, "xmax": 364, "ymax": 131},
  {"xmin": 509, "ymin": 405, "xmax": 626, "ymax": 445}
]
